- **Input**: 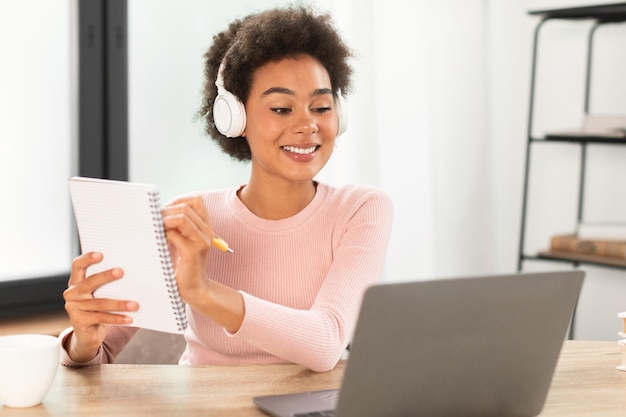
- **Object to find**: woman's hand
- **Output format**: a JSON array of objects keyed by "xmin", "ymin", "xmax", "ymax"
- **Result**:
[
  {"xmin": 161, "ymin": 196, "xmax": 215, "ymax": 302},
  {"xmin": 63, "ymin": 252, "xmax": 139, "ymax": 363},
  {"xmin": 162, "ymin": 196, "xmax": 244, "ymax": 333}
]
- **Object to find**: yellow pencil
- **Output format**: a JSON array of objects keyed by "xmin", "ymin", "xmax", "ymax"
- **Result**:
[{"xmin": 212, "ymin": 236, "xmax": 234, "ymax": 253}]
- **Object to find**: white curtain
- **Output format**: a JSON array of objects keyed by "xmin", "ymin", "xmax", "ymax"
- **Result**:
[{"xmin": 316, "ymin": 0, "xmax": 502, "ymax": 280}]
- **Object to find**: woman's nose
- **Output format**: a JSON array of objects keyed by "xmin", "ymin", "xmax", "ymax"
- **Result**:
[{"xmin": 292, "ymin": 111, "xmax": 318, "ymax": 135}]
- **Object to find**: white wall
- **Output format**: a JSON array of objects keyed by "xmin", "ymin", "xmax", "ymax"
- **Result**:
[
  {"xmin": 512, "ymin": 1, "xmax": 626, "ymax": 340},
  {"xmin": 490, "ymin": 0, "xmax": 626, "ymax": 340}
]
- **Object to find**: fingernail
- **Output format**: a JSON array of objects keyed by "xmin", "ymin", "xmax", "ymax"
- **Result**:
[{"xmin": 127, "ymin": 301, "xmax": 139, "ymax": 310}]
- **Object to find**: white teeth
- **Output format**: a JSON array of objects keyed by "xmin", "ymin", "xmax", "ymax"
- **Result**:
[{"xmin": 282, "ymin": 146, "xmax": 317, "ymax": 155}]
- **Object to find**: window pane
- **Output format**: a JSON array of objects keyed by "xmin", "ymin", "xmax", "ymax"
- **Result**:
[{"xmin": 0, "ymin": 0, "xmax": 74, "ymax": 281}]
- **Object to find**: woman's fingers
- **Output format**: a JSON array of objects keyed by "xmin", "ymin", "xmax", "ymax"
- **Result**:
[
  {"xmin": 66, "ymin": 264, "xmax": 125, "ymax": 300},
  {"xmin": 165, "ymin": 195, "xmax": 210, "ymax": 222},
  {"xmin": 68, "ymin": 251, "xmax": 103, "ymax": 286},
  {"xmin": 67, "ymin": 296, "xmax": 139, "ymax": 315},
  {"xmin": 64, "ymin": 252, "xmax": 140, "ymax": 362},
  {"xmin": 65, "ymin": 253, "xmax": 139, "ymax": 321},
  {"xmin": 162, "ymin": 198, "xmax": 215, "ymax": 248},
  {"xmin": 66, "ymin": 298, "xmax": 139, "ymax": 327}
]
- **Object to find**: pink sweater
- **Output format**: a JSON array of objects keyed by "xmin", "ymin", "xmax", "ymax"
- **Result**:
[{"xmin": 60, "ymin": 183, "xmax": 393, "ymax": 371}]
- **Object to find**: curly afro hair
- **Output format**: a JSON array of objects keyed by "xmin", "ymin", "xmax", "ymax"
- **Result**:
[{"xmin": 196, "ymin": 5, "xmax": 354, "ymax": 162}]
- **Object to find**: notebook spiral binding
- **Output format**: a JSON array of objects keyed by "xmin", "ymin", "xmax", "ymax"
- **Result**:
[{"xmin": 147, "ymin": 190, "xmax": 188, "ymax": 332}]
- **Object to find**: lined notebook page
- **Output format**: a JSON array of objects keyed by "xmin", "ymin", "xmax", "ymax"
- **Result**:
[{"xmin": 69, "ymin": 177, "xmax": 187, "ymax": 334}]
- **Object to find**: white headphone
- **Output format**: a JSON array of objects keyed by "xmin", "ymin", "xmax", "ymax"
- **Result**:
[{"xmin": 213, "ymin": 60, "xmax": 348, "ymax": 138}]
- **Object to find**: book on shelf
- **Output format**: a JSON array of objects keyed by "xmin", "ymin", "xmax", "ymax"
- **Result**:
[
  {"xmin": 545, "ymin": 113, "xmax": 626, "ymax": 139},
  {"xmin": 68, "ymin": 176, "xmax": 187, "ymax": 334},
  {"xmin": 550, "ymin": 234, "xmax": 626, "ymax": 259}
]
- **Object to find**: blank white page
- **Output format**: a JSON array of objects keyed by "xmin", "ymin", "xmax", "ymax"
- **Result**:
[{"xmin": 69, "ymin": 177, "xmax": 186, "ymax": 334}]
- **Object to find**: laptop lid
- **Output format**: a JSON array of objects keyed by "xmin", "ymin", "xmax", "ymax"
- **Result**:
[{"xmin": 254, "ymin": 270, "xmax": 585, "ymax": 417}]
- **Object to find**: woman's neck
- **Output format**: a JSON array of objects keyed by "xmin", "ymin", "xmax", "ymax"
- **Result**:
[{"xmin": 238, "ymin": 178, "xmax": 317, "ymax": 220}]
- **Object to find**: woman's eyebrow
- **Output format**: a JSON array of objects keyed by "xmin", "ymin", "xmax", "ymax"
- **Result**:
[
  {"xmin": 261, "ymin": 87, "xmax": 333, "ymax": 97},
  {"xmin": 312, "ymin": 88, "xmax": 333, "ymax": 97},
  {"xmin": 262, "ymin": 87, "xmax": 294, "ymax": 96}
]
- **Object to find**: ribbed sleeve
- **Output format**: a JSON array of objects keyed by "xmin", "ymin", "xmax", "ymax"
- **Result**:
[{"xmin": 59, "ymin": 325, "xmax": 138, "ymax": 366}]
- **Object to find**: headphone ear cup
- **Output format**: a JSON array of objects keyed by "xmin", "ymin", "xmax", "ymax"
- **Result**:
[
  {"xmin": 335, "ymin": 94, "xmax": 348, "ymax": 136},
  {"xmin": 213, "ymin": 90, "xmax": 246, "ymax": 138}
]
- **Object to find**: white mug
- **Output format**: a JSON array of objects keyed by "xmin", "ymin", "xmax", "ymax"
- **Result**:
[{"xmin": 0, "ymin": 334, "xmax": 60, "ymax": 408}]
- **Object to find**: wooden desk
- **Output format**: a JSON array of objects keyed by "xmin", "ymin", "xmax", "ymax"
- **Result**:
[
  {"xmin": 2, "ymin": 360, "xmax": 345, "ymax": 416},
  {"xmin": 1, "ymin": 341, "xmax": 624, "ymax": 416},
  {"xmin": 540, "ymin": 340, "xmax": 626, "ymax": 416}
]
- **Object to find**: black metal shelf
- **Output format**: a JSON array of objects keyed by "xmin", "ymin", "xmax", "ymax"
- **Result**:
[
  {"xmin": 518, "ymin": 3, "xmax": 626, "ymax": 272},
  {"xmin": 529, "ymin": 2, "xmax": 626, "ymax": 22},
  {"xmin": 531, "ymin": 135, "xmax": 626, "ymax": 145}
]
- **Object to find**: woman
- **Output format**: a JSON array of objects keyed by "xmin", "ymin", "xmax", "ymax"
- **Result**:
[{"xmin": 61, "ymin": 6, "xmax": 393, "ymax": 372}]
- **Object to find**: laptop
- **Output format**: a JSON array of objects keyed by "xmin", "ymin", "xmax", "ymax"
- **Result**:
[{"xmin": 253, "ymin": 269, "xmax": 585, "ymax": 417}]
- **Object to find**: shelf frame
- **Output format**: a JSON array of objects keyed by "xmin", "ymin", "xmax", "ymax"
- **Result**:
[
  {"xmin": 522, "ymin": 254, "xmax": 626, "ymax": 271},
  {"xmin": 518, "ymin": 3, "xmax": 626, "ymax": 272}
]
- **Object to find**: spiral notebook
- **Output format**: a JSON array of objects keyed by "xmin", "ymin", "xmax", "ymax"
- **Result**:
[{"xmin": 68, "ymin": 177, "xmax": 187, "ymax": 334}]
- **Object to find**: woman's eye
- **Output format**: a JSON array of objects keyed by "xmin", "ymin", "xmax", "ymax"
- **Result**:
[
  {"xmin": 271, "ymin": 107, "xmax": 292, "ymax": 115},
  {"xmin": 312, "ymin": 106, "xmax": 332, "ymax": 114}
]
